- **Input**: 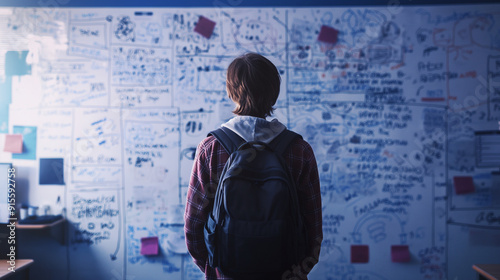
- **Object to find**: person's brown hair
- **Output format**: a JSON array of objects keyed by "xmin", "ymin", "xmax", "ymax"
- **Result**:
[{"xmin": 226, "ymin": 53, "xmax": 281, "ymax": 118}]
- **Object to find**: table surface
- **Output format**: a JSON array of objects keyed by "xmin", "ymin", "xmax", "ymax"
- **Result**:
[
  {"xmin": 16, "ymin": 217, "xmax": 65, "ymax": 229},
  {"xmin": 0, "ymin": 259, "xmax": 34, "ymax": 279},
  {"xmin": 473, "ymin": 264, "xmax": 500, "ymax": 280}
]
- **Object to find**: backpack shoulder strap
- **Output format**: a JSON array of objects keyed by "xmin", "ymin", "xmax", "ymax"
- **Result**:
[
  {"xmin": 269, "ymin": 129, "xmax": 303, "ymax": 156},
  {"xmin": 207, "ymin": 126, "xmax": 245, "ymax": 154}
]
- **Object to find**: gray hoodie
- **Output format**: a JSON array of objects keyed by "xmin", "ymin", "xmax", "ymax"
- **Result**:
[{"xmin": 221, "ymin": 116, "xmax": 286, "ymax": 144}]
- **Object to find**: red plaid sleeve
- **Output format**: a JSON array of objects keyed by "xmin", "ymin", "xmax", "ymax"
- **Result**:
[
  {"xmin": 184, "ymin": 136, "xmax": 230, "ymax": 278},
  {"xmin": 287, "ymin": 139, "xmax": 323, "ymax": 278}
]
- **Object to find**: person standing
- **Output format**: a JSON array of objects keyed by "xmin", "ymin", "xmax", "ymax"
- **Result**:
[{"xmin": 184, "ymin": 52, "xmax": 322, "ymax": 280}]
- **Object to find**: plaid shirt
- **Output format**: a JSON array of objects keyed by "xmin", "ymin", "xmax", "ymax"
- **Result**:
[{"xmin": 184, "ymin": 135, "xmax": 323, "ymax": 280}]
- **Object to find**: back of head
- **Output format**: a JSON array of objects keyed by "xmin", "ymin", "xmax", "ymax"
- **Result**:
[{"xmin": 226, "ymin": 53, "xmax": 281, "ymax": 118}]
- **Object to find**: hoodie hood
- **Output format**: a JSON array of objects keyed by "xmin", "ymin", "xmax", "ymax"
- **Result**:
[{"xmin": 222, "ymin": 116, "xmax": 286, "ymax": 144}]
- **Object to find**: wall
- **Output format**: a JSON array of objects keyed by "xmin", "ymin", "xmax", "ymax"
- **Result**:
[{"xmin": 0, "ymin": 3, "xmax": 499, "ymax": 280}]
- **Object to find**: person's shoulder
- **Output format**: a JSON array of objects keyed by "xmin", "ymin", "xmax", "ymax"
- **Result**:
[
  {"xmin": 199, "ymin": 135, "xmax": 217, "ymax": 147},
  {"xmin": 197, "ymin": 135, "xmax": 218, "ymax": 153},
  {"xmin": 292, "ymin": 136, "xmax": 311, "ymax": 148},
  {"xmin": 288, "ymin": 132, "xmax": 315, "ymax": 156}
]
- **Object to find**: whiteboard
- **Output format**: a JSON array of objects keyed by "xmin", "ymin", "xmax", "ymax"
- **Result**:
[{"xmin": 1, "ymin": 4, "xmax": 500, "ymax": 280}]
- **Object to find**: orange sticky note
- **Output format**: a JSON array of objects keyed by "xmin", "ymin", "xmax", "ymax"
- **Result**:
[{"xmin": 4, "ymin": 134, "xmax": 23, "ymax": 153}]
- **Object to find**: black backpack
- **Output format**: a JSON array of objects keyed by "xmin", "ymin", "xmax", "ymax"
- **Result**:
[{"xmin": 204, "ymin": 127, "xmax": 307, "ymax": 280}]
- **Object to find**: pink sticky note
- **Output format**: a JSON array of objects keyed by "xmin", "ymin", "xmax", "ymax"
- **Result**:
[
  {"xmin": 453, "ymin": 176, "xmax": 475, "ymax": 194},
  {"xmin": 140, "ymin": 236, "xmax": 159, "ymax": 256},
  {"xmin": 4, "ymin": 134, "xmax": 23, "ymax": 153},
  {"xmin": 351, "ymin": 245, "xmax": 369, "ymax": 263},
  {"xmin": 317, "ymin": 25, "xmax": 339, "ymax": 44},
  {"xmin": 391, "ymin": 245, "xmax": 410, "ymax": 263},
  {"xmin": 194, "ymin": 16, "xmax": 216, "ymax": 39}
]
